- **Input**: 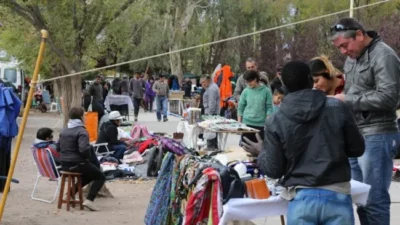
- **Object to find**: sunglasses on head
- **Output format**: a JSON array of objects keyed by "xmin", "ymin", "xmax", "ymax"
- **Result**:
[{"xmin": 330, "ymin": 24, "xmax": 359, "ymax": 33}]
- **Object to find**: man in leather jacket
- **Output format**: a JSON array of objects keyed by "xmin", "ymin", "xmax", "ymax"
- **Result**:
[{"xmin": 331, "ymin": 17, "xmax": 400, "ymax": 225}]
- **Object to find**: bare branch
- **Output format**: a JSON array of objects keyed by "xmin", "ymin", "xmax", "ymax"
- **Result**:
[{"xmin": 95, "ymin": 0, "xmax": 136, "ymax": 35}]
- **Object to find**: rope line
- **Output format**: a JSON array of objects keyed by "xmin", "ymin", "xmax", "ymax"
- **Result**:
[{"xmin": 38, "ymin": 0, "xmax": 391, "ymax": 83}]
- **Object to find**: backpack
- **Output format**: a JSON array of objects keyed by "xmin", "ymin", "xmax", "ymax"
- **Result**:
[{"xmin": 130, "ymin": 124, "xmax": 151, "ymax": 139}]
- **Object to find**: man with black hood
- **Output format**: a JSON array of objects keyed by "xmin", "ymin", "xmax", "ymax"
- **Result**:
[{"xmin": 242, "ymin": 61, "xmax": 365, "ymax": 225}]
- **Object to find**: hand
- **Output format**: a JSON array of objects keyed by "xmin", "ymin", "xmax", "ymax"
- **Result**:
[
  {"xmin": 333, "ymin": 93, "xmax": 345, "ymax": 101},
  {"xmin": 242, "ymin": 133, "xmax": 263, "ymax": 157}
]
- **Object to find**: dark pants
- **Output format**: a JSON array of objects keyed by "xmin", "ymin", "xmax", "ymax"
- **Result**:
[
  {"xmin": 145, "ymin": 95, "xmax": 155, "ymax": 111},
  {"xmin": 112, "ymin": 144, "xmax": 126, "ymax": 161},
  {"xmin": 241, "ymin": 125, "xmax": 264, "ymax": 144},
  {"xmin": 61, "ymin": 162, "xmax": 105, "ymax": 201},
  {"xmin": 133, "ymin": 97, "xmax": 142, "ymax": 117}
]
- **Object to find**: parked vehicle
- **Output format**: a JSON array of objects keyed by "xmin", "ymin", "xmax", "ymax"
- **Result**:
[{"xmin": 0, "ymin": 62, "xmax": 26, "ymax": 102}]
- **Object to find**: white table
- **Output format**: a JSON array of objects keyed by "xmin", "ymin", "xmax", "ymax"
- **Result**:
[
  {"xmin": 104, "ymin": 94, "xmax": 134, "ymax": 111},
  {"xmin": 219, "ymin": 180, "xmax": 371, "ymax": 225}
]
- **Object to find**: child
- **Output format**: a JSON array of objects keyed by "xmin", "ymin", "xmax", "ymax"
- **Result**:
[
  {"xmin": 238, "ymin": 70, "xmax": 273, "ymax": 143},
  {"xmin": 272, "ymin": 87, "xmax": 285, "ymax": 112},
  {"xmin": 33, "ymin": 127, "xmax": 60, "ymax": 166}
]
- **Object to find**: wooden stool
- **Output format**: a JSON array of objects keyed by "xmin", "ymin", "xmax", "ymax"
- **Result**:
[{"xmin": 57, "ymin": 171, "xmax": 84, "ymax": 211}]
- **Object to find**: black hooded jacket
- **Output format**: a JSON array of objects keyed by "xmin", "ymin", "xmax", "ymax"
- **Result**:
[{"xmin": 258, "ymin": 89, "xmax": 365, "ymax": 187}]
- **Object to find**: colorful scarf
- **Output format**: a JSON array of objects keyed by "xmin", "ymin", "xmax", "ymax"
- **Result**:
[{"xmin": 184, "ymin": 167, "xmax": 223, "ymax": 225}]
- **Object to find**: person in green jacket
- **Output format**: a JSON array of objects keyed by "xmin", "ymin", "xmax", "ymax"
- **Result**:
[{"xmin": 238, "ymin": 70, "xmax": 273, "ymax": 143}]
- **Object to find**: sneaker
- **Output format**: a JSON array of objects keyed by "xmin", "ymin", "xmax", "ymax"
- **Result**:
[
  {"xmin": 158, "ymin": 119, "xmax": 161, "ymax": 122},
  {"xmin": 163, "ymin": 117, "xmax": 168, "ymax": 122},
  {"xmin": 134, "ymin": 117, "xmax": 138, "ymax": 122},
  {"xmin": 83, "ymin": 199, "xmax": 100, "ymax": 211}
]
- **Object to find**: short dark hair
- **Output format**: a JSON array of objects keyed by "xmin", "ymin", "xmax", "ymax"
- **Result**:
[
  {"xmin": 36, "ymin": 127, "xmax": 53, "ymax": 140},
  {"xmin": 96, "ymin": 75, "xmax": 102, "ymax": 79},
  {"xmin": 68, "ymin": 107, "xmax": 85, "ymax": 120},
  {"xmin": 281, "ymin": 60, "xmax": 312, "ymax": 93},
  {"xmin": 243, "ymin": 70, "xmax": 260, "ymax": 82},
  {"xmin": 270, "ymin": 77, "xmax": 283, "ymax": 93}
]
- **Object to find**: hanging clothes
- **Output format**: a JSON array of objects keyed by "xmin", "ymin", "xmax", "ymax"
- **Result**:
[
  {"xmin": 213, "ymin": 65, "xmax": 233, "ymax": 108},
  {"xmin": 184, "ymin": 167, "xmax": 223, "ymax": 225},
  {"xmin": 0, "ymin": 84, "xmax": 21, "ymax": 192},
  {"xmin": 145, "ymin": 152, "xmax": 175, "ymax": 225}
]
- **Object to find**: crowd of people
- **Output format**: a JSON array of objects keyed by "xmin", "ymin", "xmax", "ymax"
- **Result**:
[{"xmin": 30, "ymin": 17, "xmax": 400, "ymax": 224}]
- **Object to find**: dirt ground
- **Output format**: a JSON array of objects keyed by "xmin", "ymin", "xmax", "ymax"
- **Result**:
[
  {"xmin": 2, "ymin": 111, "xmax": 400, "ymax": 225},
  {"xmin": 0, "ymin": 112, "xmax": 156, "ymax": 225}
]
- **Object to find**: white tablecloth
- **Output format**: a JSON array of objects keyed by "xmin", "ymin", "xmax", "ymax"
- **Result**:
[
  {"xmin": 219, "ymin": 180, "xmax": 371, "ymax": 225},
  {"xmin": 104, "ymin": 94, "xmax": 134, "ymax": 111},
  {"xmin": 177, "ymin": 121, "xmax": 202, "ymax": 149}
]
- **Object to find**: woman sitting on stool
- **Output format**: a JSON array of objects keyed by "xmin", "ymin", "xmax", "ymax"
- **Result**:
[{"xmin": 59, "ymin": 107, "xmax": 105, "ymax": 211}]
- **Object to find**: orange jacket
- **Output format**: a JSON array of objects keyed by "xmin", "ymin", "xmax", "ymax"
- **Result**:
[{"xmin": 214, "ymin": 65, "xmax": 234, "ymax": 108}]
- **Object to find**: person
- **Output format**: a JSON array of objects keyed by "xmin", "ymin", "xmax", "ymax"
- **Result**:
[
  {"xmin": 144, "ymin": 77, "xmax": 156, "ymax": 112},
  {"xmin": 272, "ymin": 86, "xmax": 285, "ymax": 112},
  {"xmin": 33, "ymin": 127, "xmax": 60, "ymax": 166},
  {"xmin": 200, "ymin": 75, "xmax": 220, "ymax": 150},
  {"xmin": 309, "ymin": 55, "xmax": 344, "ymax": 95},
  {"xmin": 234, "ymin": 58, "xmax": 258, "ymax": 101},
  {"xmin": 88, "ymin": 75, "xmax": 105, "ymax": 122},
  {"xmin": 58, "ymin": 107, "xmax": 105, "ymax": 211},
  {"xmin": 111, "ymin": 77, "xmax": 122, "ymax": 95},
  {"xmin": 153, "ymin": 74, "xmax": 170, "ymax": 122},
  {"xmin": 242, "ymin": 61, "xmax": 365, "ymax": 225},
  {"xmin": 183, "ymin": 78, "xmax": 192, "ymax": 98},
  {"xmin": 330, "ymin": 17, "xmax": 400, "ymax": 225},
  {"xmin": 237, "ymin": 70, "xmax": 273, "ymax": 143},
  {"xmin": 96, "ymin": 111, "xmax": 127, "ymax": 161},
  {"xmin": 129, "ymin": 72, "xmax": 145, "ymax": 122},
  {"xmin": 89, "ymin": 76, "xmax": 103, "ymax": 104},
  {"xmin": 120, "ymin": 75, "xmax": 130, "ymax": 96}
]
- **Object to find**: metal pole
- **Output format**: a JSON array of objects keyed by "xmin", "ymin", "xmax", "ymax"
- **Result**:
[
  {"xmin": 350, "ymin": 0, "xmax": 354, "ymax": 17},
  {"xmin": 0, "ymin": 29, "xmax": 48, "ymax": 222}
]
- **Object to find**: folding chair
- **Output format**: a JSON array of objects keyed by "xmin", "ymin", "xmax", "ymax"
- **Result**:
[
  {"xmin": 92, "ymin": 143, "xmax": 114, "ymax": 156},
  {"xmin": 31, "ymin": 147, "xmax": 61, "ymax": 203}
]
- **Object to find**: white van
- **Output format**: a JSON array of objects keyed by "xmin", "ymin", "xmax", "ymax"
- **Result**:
[{"xmin": 0, "ymin": 62, "xmax": 26, "ymax": 101}]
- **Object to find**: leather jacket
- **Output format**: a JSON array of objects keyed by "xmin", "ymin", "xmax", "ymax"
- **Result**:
[{"xmin": 344, "ymin": 31, "xmax": 400, "ymax": 136}]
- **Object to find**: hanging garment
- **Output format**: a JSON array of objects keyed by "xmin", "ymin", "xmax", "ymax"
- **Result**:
[
  {"xmin": 213, "ymin": 65, "xmax": 233, "ymax": 108},
  {"xmin": 184, "ymin": 167, "xmax": 223, "ymax": 225},
  {"xmin": 0, "ymin": 85, "xmax": 22, "ymax": 138},
  {"xmin": 144, "ymin": 152, "xmax": 175, "ymax": 225}
]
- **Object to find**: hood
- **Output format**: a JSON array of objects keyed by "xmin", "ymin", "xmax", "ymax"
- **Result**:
[
  {"xmin": 33, "ymin": 139, "xmax": 55, "ymax": 148},
  {"xmin": 279, "ymin": 89, "xmax": 326, "ymax": 124},
  {"xmin": 67, "ymin": 119, "xmax": 85, "ymax": 129}
]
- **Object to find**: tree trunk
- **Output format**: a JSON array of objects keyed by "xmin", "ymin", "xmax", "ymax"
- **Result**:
[
  {"xmin": 169, "ymin": 42, "xmax": 184, "ymax": 83},
  {"xmin": 54, "ymin": 74, "xmax": 82, "ymax": 127}
]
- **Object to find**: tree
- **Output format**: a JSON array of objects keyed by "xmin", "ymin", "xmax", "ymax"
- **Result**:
[{"xmin": 0, "ymin": 0, "xmax": 138, "ymax": 124}]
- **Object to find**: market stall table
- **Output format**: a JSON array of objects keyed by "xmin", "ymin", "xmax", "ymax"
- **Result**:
[
  {"xmin": 219, "ymin": 180, "xmax": 371, "ymax": 225},
  {"xmin": 104, "ymin": 94, "xmax": 134, "ymax": 111}
]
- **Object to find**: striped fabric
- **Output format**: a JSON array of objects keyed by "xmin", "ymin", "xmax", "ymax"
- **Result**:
[{"xmin": 31, "ymin": 147, "xmax": 58, "ymax": 179}]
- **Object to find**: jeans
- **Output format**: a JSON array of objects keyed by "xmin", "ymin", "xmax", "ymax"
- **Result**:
[
  {"xmin": 349, "ymin": 132, "xmax": 400, "ymax": 225},
  {"xmin": 61, "ymin": 162, "xmax": 105, "ymax": 201},
  {"xmin": 111, "ymin": 144, "xmax": 126, "ymax": 160},
  {"xmin": 156, "ymin": 96, "xmax": 168, "ymax": 121},
  {"xmin": 287, "ymin": 188, "xmax": 354, "ymax": 225},
  {"xmin": 132, "ymin": 97, "xmax": 142, "ymax": 117}
]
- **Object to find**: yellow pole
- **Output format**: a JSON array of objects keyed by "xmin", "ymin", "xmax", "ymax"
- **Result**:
[
  {"xmin": 350, "ymin": 0, "xmax": 354, "ymax": 18},
  {"xmin": 0, "ymin": 29, "xmax": 48, "ymax": 222}
]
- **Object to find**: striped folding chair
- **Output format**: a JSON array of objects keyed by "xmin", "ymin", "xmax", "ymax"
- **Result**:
[{"xmin": 31, "ymin": 146, "xmax": 61, "ymax": 203}]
